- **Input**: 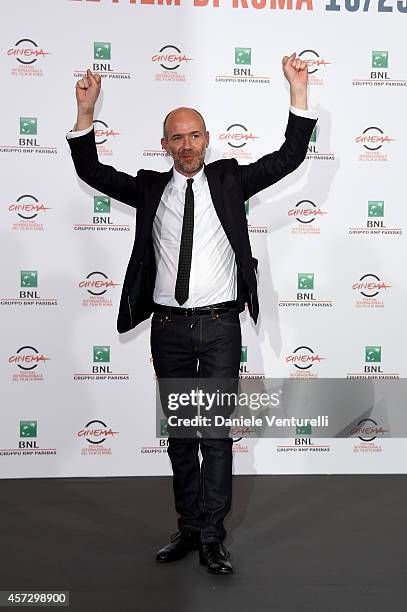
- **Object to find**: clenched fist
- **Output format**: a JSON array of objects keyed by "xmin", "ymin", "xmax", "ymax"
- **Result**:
[
  {"xmin": 282, "ymin": 53, "xmax": 308, "ymax": 87},
  {"xmin": 76, "ymin": 69, "xmax": 102, "ymax": 112}
]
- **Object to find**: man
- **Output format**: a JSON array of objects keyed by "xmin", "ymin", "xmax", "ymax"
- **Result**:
[{"xmin": 67, "ymin": 53, "xmax": 317, "ymax": 575}]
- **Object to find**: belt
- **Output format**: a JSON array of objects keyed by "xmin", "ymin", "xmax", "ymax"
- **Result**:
[{"xmin": 153, "ymin": 300, "xmax": 237, "ymax": 317}]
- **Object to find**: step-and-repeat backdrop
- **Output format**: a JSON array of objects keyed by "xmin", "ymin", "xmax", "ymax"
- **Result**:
[{"xmin": 1, "ymin": 0, "xmax": 406, "ymax": 478}]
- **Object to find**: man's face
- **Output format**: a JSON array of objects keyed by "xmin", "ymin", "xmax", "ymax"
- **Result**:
[{"xmin": 161, "ymin": 109, "xmax": 209, "ymax": 177}]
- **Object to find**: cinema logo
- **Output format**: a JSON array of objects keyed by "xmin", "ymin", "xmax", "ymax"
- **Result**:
[
  {"xmin": 348, "ymin": 200, "xmax": 402, "ymax": 236},
  {"xmin": 215, "ymin": 47, "xmax": 271, "ymax": 85},
  {"xmin": 356, "ymin": 126, "xmax": 395, "ymax": 162},
  {"xmin": 79, "ymin": 271, "xmax": 120, "ymax": 307},
  {"xmin": 219, "ymin": 123, "xmax": 259, "ymax": 160},
  {"xmin": 350, "ymin": 418, "xmax": 388, "ymax": 454},
  {"xmin": 9, "ymin": 345, "xmax": 50, "ymax": 382},
  {"xmin": 0, "ymin": 117, "xmax": 57, "ymax": 155},
  {"xmin": 74, "ymin": 345, "xmax": 129, "ymax": 381},
  {"xmin": 288, "ymin": 199, "xmax": 327, "ymax": 235},
  {"xmin": 74, "ymin": 195, "xmax": 130, "ymax": 232},
  {"xmin": 0, "ymin": 421, "xmax": 56, "ymax": 457},
  {"xmin": 74, "ymin": 42, "xmax": 131, "ymax": 80},
  {"xmin": 152, "ymin": 44, "xmax": 192, "ymax": 82},
  {"xmin": 244, "ymin": 199, "xmax": 268, "ymax": 234},
  {"xmin": 77, "ymin": 419, "xmax": 119, "ymax": 456},
  {"xmin": 277, "ymin": 422, "xmax": 330, "ymax": 453},
  {"xmin": 347, "ymin": 346, "xmax": 399, "ymax": 380},
  {"xmin": 352, "ymin": 274, "xmax": 391, "ymax": 309},
  {"xmin": 0, "ymin": 271, "xmax": 58, "ymax": 307},
  {"xmin": 279, "ymin": 273, "xmax": 332, "ymax": 308},
  {"xmin": 7, "ymin": 38, "xmax": 50, "ymax": 77},
  {"xmin": 353, "ymin": 51, "xmax": 406, "ymax": 88},
  {"xmin": 298, "ymin": 49, "xmax": 331, "ymax": 86},
  {"xmin": 91, "ymin": 119, "xmax": 120, "ymax": 157},
  {"xmin": 239, "ymin": 345, "xmax": 265, "ymax": 379},
  {"xmin": 9, "ymin": 194, "xmax": 50, "ymax": 231},
  {"xmin": 285, "ymin": 346, "xmax": 325, "ymax": 379}
]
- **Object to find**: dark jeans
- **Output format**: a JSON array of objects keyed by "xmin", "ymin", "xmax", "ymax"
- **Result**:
[{"xmin": 150, "ymin": 307, "xmax": 241, "ymax": 543}]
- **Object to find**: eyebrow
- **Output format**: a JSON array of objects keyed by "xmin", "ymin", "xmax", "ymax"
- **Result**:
[{"xmin": 170, "ymin": 130, "xmax": 202, "ymax": 138}]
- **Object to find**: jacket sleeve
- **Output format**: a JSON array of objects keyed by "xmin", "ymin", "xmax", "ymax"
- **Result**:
[
  {"xmin": 67, "ymin": 128, "xmax": 140, "ymax": 208},
  {"xmin": 237, "ymin": 111, "xmax": 317, "ymax": 200}
]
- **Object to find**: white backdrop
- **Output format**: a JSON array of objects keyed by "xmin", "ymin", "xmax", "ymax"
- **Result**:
[{"xmin": 1, "ymin": 0, "xmax": 407, "ymax": 478}]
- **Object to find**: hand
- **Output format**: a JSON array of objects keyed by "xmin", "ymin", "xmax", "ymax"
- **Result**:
[
  {"xmin": 282, "ymin": 53, "xmax": 308, "ymax": 87},
  {"xmin": 75, "ymin": 69, "xmax": 101, "ymax": 112}
]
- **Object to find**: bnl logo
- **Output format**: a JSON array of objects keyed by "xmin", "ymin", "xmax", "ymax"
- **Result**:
[
  {"xmin": 240, "ymin": 345, "xmax": 248, "ymax": 373},
  {"xmin": 295, "ymin": 422, "xmax": 314, "ymax": 445},
  {"xmin": 19, "ymin": 117, "xmax": 38, "ymax": 146},
  {"xmin": 297, "ymin": 273, "xmax": 315, "ymax": 301},
  {"xmin": 93, "ymin": 346, "xmax": 111, "ymax": 373},
  {"xmin": 234, "ymin": 47, "xmax": 252, "ymax": 76},
  {"xmin": 93, "ymin": 42, "xmax": 113, "ymax": 72},
  {"xmin": 308, "ymin": 126, "xmax": 317, "ymax": 153},
  {"xmin": 19, "ymin": 420, "xmax": 39, "ymax": 448},
  {"xmin": 364, "ymin": 346, "xmax": 382, "ymax": 373},
  {"xmin": 367, "ymin": 201, "xmax": 384, "ymax": 228},
  {"xmin": 20, "ymin": 270, "xmax": 39, "ymax": 299},
  {"xmin": 371, "ymin": 51, "xmax": 389, "ymax": 80},
  {"xmin": 93, "ymin": 196, "xmax": 112, "ymax": 224}
]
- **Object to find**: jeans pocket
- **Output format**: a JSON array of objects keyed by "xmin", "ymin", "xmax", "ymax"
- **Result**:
[
  {"xmin": 217, "ymin": 310, "xmax": 240, "ymax": 327},
  {"xmin": 151, "ymin": 313, "xmax": 171, "ymax": 331}
]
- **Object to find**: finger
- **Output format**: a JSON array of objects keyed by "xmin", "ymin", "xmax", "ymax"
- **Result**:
[
  {"xmin": 300, "ymin": 60, "xmax": 307, "ymax": 71},
  {"xmin": 76, "ymin": 78, "xmax": 88, "ymax": 90},
  {"xmin": 94, "ymin": 73, "xmax": 102, "ymax": 86}
]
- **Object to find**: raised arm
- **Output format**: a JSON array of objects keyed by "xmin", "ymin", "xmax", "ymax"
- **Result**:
[
  {"xmin": 67, "ymin": 69, "xmax": 140, "ymax": 207},
  {"xmin": 238, "ymin": 53, "xmax": 317, "ymax": 200}
]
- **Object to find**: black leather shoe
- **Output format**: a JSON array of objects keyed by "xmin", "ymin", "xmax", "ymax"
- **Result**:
[
  {"xmin": 155, "ymin": 530, "xmax": 200, "ymax": 562},
  {"xmin": 199, "ymin": 542, "xmax": 234, "ymax": 574}
]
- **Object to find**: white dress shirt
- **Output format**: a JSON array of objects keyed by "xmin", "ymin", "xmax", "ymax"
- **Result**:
[{"xmin": 67, "ymin": 106, "xmax": 317, "ymax": 307}]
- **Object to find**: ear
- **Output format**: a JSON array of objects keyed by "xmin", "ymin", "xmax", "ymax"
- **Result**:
[
  {"xmin": 161, "ymin": 137, "xmax": 168, "ymax": 151},
  {"xmin": 205, "ymin": 131, "xmax": 210, "ymax": 147}
]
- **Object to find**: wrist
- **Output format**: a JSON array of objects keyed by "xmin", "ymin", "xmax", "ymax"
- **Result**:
[
  {"xmin": 289, "ymin": 84, "xmax": 308, "ymax": 110},
  {"xmin": 75, "ymin": 107, "xmax": 94, "ymax": 131}
]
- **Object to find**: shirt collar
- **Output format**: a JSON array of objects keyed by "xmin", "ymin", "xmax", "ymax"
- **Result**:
[{"xmin": 172, "ymin": 166, "xmax": 206, "ymax": 190}]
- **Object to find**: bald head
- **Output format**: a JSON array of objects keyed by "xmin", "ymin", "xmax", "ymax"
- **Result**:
[
  {"xmin": 163, "ymin": 107, "xmax": 207, "ymax": 139},
  {"xmin": 160, "ymin": 106, "xmax": 209, "ymax": 177}
]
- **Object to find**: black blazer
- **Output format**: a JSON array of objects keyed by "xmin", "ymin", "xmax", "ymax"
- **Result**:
[{"xmin": 68, "ymin": 111, "xmax": 317, "ymax": 333}]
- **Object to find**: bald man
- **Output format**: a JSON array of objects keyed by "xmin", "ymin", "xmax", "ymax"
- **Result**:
[{"xmin": 67, "ymin": 54, "xmax": 317, "ymax": 575}]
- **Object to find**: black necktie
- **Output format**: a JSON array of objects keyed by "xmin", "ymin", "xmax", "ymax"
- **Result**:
[{"xmin": 175, "ymin": 178, "xmax": 194, "ymax": 305}]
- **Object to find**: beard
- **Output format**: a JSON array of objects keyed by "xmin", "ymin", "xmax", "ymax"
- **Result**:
[{"xmin": 172, "ymin": 147, "xmax": 206, "ymax": 175}]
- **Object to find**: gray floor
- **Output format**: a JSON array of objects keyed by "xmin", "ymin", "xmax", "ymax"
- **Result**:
[{"xmin": 1, "ymin": 474, "xmax": 407, "ymax": 611}]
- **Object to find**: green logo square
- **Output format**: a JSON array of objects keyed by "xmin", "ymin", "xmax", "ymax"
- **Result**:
[
  {"xmin": 94, "ymin": 42, "xmax": 111, "ymax": 60},
  {"xmin": 368, "ymin": 200, "xmax": 384, "ymax": 217},
  {"xmin": 20, "ymin": 421, "xmax": 37, "ymax": 438},
  {"xmin": 235, "ymin": 47, "xmax": 251, "ymax": 65},
  {"xmin": 298, "ymin": 273, "xmax": 314, "ymax": 290},
  {"xmin": 310, "ymin": 126, "xmax": 317, "ymax": 143},
  {"xmin": 296, "ymin": 423, "xmax": 311, "ymax": 436},
  {"xmin": 20, "ymin": 271, "xmax": 37, "ymax": 288},
  {"xmin": 94, "ymin": 196, "xmax": 111, "ymax": 213},
  {"xmin": 372, "ymin": 51, "xmax": 388, "ymax": 69},
  {"xmin": 244, "ymin": 200, "xmax": 250, "ymax": 216},
  {"xmin": 160, "ymin": 419, "xmax": 168, "ymax": 437},
  {"xmin": 93, "ymin": 346, "xmax": 110, "ymax": 363},
  {"xmin": 20, "ymin": 117, "xmax": 37, "ymax": 135},
  {"xmin": 240, "ymin": 346, "xmax": 247, "ymax": 363},
  {"xmin": 365, "ymin": 346, "xmax": 381, "ymax": 363}
]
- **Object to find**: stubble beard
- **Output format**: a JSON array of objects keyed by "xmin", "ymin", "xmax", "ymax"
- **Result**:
[{"xmin": 173, "ymin": 147, "xmax": 206, "ymax": 176}]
